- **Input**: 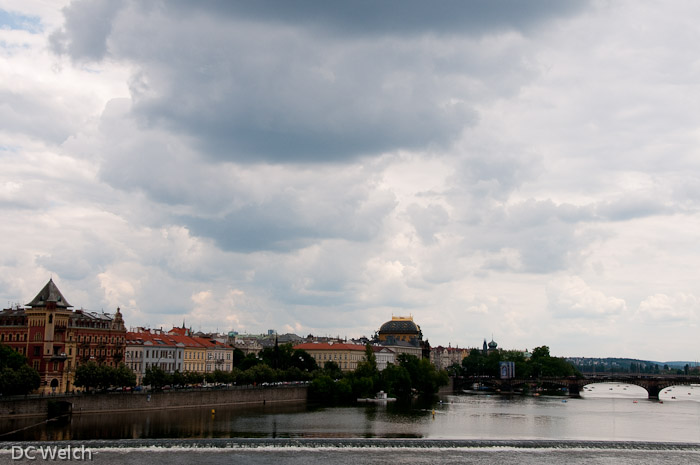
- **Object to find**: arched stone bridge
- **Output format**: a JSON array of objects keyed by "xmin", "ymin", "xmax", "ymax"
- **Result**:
[{"xmin": 454, "ymin": 374, "xmax": 700, "ymax": 399}]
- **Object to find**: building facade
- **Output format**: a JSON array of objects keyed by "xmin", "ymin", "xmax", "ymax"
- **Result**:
[
  {"xmin": 430, "ymin": 345, "xmax": 471, "ymax": 370},
  {"xmin": 0, "ymin": 279, "xmax": 126, "ymax": 394},
  {"xmin": 293, "ymin": 342, "xmax": 367, "ymax": 372}
]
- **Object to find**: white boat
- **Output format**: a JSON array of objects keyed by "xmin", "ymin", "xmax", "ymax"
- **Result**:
[{"xmin": 357, "ymin": 391, "xmax": 397, "ymax": 402}]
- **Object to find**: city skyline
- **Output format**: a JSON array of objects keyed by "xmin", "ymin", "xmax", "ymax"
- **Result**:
[{"xmin": 2, "ymin": 1, "xmax": 700, "ymax": 361}]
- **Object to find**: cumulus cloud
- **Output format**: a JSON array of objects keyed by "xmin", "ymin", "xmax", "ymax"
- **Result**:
[
  {"xmin": 49, "ymin": 0, "xmax": 124, "ymax": 61},
  {"xmin": 44, "ymin": 0, "xmax": 586, "ymax": 164},
  {"xmin": 547, "ymin": 276, "xmax": 627, "ymax": 319},
  {"xmin": 636, "ymin": 293, "xmax": 700, "ymax": 323},
  {"xmin": 6, "ymin": 0, "xmax": 700, "ymax": 361}
]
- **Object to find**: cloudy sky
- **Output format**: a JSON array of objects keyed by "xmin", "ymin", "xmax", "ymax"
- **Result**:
[{"xmin": 2, "ymin": 0, "xmax": 700, "ymax": 361}]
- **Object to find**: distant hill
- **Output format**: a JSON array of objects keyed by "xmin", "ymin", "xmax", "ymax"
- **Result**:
[{"xmin": 566, "ymin": 357, "xmax": 699, "ymax": 374}]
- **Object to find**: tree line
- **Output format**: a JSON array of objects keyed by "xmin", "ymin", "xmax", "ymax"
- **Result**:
[
  {"xmin": 308, "ymin": 345, "xmax": 449, "ymax": 404},
  {"xmin": 2, "ymin": 342, "xmax": 450, "ymax": 402},
  {"xmin": 458, "ymin": 346, "xmax": 581, "ymax": 379}
]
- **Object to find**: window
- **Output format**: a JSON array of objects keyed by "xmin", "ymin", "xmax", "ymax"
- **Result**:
[{"xmin": 33, "ymin": 346, "xmax": 40, "ymax": 356}]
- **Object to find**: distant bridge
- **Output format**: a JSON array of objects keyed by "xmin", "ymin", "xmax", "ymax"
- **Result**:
[{"xmin": 454, "ymin": 374, "xmax": 700, "ymax": 399}]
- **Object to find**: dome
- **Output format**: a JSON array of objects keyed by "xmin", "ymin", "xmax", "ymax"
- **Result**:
[
  {"xmin": 379, "ymin": 318, "xmax": 420, "ymax": 334},
  {"xmin": 488, "ymin": 339, "xmax": 498, "ymax": 349}
]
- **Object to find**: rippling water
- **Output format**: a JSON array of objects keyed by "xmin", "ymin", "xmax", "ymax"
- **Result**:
[
  {"xmin": 2, "ymin": 386, "xmax": 700, "ymax": 464},
  {"xmin": 2, "ymin": 439, "xmax": 700, "ymax": 465}
]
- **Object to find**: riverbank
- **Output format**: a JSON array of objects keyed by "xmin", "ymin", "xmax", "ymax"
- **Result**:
[{"xmin": 0, "ymin": 385, "xmax": 308, "ymax": 418}]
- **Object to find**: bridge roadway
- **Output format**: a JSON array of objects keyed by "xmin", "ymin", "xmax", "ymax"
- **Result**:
[{"xmin": 454, "ymin": 374, "xmax": 700, "ymax": 399}]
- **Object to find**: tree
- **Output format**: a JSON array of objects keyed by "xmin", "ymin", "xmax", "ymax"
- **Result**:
[
  {"xmin": 114, "ymin": 363, "xmax": 136, "ymax": 388},
  {"xmin": 322, "ymin": 361, "xmax": 343, "ymax": 380},
  {"xmin": 74, "ymin": 361, "xmax": 101, "ymax": 392},
  {"xmin": 292, "ymin": 349, "xmax": 318, "ymax": 372},
  {"xmin": 398, "ymin": 354, "xmax": 449, "ymax": 398},
  {"xmin": 231, "ymin": 348, "xmax": 246, "ymax": 368},
  {"xmin": 239, "ymin": 354, "xmax": 260, "ymax": 371},
  {"xmin": 530, "ymin": 346, "xmax": 579, "ymax": 378},
  {"xmin": 185, "ymin": 371, "xmax": 204, "ymax": 385},
  {"xmin": 380, "ymin": 364, "xmax": 412, "ymax": 400},
  {"xmin": 351, "ymin": 344, "xmax": 379, "ymax": 398},
  {"xmin": 0, "ymin": 345, "xmax": 41, "ymax": 396},
  {"xmin": 171, "ymin": 370, "xmax": 186, "ymax": 387},
  {"xmin": 143, "ymin": 366, "xmax": 171, "ymax": 390},
  {"xmin": 260, "ymin": 343, "xmax": 295, "ymax": 370}
]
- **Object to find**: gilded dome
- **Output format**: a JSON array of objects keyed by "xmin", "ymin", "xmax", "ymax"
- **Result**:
[{"xmin": 379, "ymin": 317, "xmax": 420, "ymax": 334}]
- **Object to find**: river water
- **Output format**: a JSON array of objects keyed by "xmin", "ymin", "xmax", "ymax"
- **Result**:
[{"xmin": 2, "ymin": 383, "xmax": 700, "ymax": 464}]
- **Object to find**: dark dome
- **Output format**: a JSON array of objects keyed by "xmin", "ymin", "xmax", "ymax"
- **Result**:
[{"xmin": 379, "ymin": 319, "xmax": 419, "ymax": 334}]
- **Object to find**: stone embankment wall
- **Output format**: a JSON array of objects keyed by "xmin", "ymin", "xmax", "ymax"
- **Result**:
[{"xmin": 0, "ymin": 386, "xmax": 308, "ymax": 418}]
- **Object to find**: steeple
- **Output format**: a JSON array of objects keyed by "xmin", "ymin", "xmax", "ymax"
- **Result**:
[
  {"xmin": 112, "ymin": 307, "xmax": 125, "ymax": 330},
  {"xmin": 26, "ymin": 278, "xmax": 72, "ymax": 309}
]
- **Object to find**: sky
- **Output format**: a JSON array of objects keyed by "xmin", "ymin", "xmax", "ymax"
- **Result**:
[{"xmin": 1, "ymin": 0, "xmax": 699, "ymax": 362}]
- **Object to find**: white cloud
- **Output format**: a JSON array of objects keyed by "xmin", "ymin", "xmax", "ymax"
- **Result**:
[
  {"xmin": 4, "ymin": 0, "xmax": 700, "ymax": 361},
  {"xmin": 636, "ymin": 294, "xmax": 700, "ymax": 323},
  {"xmin": 547, "ymin": 276, "xmax": 627, "ymax": 319}
]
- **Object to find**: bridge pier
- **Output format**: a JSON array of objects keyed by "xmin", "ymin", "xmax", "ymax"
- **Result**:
[
  {"xmin": 646, "ymin": 385, "xmax": 660, "ymax": 400},
  {"xmin": 567, "ymin": 383, "xmax": 581, "ymax": 397}
]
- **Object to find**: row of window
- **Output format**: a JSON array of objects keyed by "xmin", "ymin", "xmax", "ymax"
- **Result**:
[
  {"xmin": 79, "ymin": 348, "xmax": 113, "ymax": 357},
  {"xmin": 311, "ymin": 352, "xmax": 360, "ymax": 361},
  {"xmin": 0, "ymin": 332, "xmax": 126, "ymax": 344},
  {"xmin": 124, "ymin": 349, "xmax": 234, "ymax": 360},
  {"xmin": 78, "ymin": 334, "xmax": 124, "ymax": 344}
]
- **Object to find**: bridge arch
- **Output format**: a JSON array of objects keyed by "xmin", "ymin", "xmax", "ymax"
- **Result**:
[
  {"xmin": 454, "ymin": 375, "xmax": 700, "ymax": 399},
  {"xmin": 580, "ymin": 381, "xmax": 649, "ymax": 398}
]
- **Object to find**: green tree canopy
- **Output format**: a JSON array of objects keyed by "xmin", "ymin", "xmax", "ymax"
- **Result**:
[
  {"xmin": 143, "ymin": 366, "xmax": 171, "ymax": 389},
  {"xmin": 0, "ymin": 344, "xmax": 41, "ymax": 396}
]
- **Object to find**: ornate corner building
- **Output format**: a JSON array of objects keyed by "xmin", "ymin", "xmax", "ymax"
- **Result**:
[{"xmin": 0, "ymin": 279, "xmax": 126, "ymax": 394}]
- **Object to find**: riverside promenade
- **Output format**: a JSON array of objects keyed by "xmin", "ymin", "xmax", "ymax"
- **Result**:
[{"xmin": 0, "ymin": 384, "xmax": 308, "ymax": 418}]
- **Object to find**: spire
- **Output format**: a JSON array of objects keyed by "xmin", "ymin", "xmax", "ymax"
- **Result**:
[
  {"xmin": 112, "ymin": 307, "xmax": 125, "ymax": 330},
  {"xmin": 26, "ymin": 278, "xmax": 72, "ymax": 308}
]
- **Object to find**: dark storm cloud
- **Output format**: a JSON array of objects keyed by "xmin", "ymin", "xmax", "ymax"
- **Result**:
[
  {"xmin": 49, "ymin": 0, "xmax": 124, "ymax": 61},
  {"xmin": 49, "ymin": 0, "xmax": 589, "ymax": 164},
  {"xmin": 168, "ymin": 0, "xmax": 587, "ymax": 37},
  {"xmin": 183, "ymin": 189, "xmax": 395, "ymax": 253}
]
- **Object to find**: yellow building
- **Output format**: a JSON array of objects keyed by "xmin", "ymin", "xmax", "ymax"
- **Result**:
[{"xmin": 293, "ymin": 342, "xmax": 367, "ymax": 372}]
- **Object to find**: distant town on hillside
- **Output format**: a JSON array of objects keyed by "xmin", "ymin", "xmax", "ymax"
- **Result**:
[{"xmin": 567, "ymin": 357, "xmax": 700, "ymax": 374}]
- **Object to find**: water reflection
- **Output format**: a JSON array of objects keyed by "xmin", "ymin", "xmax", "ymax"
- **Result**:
[
  {"xmin": 3, "ymin": 394, "xmax": 700, "ymax": 443},
  {"xmin": 580, "ymin": 382, "xmax": 648, "ymax": 399},
  {"xmin": 660, "ymin": 384, "xmax": 700, "ymax": 402}
]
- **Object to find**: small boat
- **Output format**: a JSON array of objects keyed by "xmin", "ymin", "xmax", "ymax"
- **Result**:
[{"xmin": 357, "ymin": 391, "xmax": 396, "ymax": 403}]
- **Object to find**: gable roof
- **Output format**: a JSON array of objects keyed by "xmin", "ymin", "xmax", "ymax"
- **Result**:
[{"xmin": 26, "ymin": 279, "xmax": 72, "ymax": 308}]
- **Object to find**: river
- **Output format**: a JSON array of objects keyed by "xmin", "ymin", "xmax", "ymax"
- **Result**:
[{"xmin": 2, "ymin": 383, "xmax": 700, "ymax": 464}]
